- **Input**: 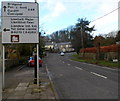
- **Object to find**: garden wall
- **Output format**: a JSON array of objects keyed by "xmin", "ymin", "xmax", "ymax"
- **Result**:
[{"xmin": 80, "ymin": 44, "xmax": 120, "ymax": 61}]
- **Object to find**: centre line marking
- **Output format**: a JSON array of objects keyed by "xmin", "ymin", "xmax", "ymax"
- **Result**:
[
  {"xmin": 67, "ymin": 64, "xmax": 70, "ymax": 66},
  {"xmin": 91, "ymin": 72, "xmax": 107, "ymax": 79},
  {"xmin": 75, "ymin": 66, "xmax": 83, "ymax": 70}
]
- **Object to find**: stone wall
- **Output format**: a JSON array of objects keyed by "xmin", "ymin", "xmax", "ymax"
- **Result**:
[{"xmin": 80, "ymin": 52, "xmax": 119, "ymax": 61}]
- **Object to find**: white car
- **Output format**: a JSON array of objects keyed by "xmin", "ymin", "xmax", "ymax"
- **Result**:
[{"xmin": 60, "ymin": 52, "xmax": 64, "ymax": 56}]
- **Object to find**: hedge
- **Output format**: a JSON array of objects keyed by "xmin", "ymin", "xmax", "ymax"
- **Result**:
[{"xmin": 80, "ymin": 44, "xmax": 120, "ymax": 53}]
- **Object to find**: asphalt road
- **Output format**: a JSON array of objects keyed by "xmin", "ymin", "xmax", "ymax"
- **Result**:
[{"xmin": 45, "ymin": 53, "xmax": 119, "ymax": 99}]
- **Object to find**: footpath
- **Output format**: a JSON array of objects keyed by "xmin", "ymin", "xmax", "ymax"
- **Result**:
[{"xmin": 2, "ymin": 57, "xmax": 58, "ymax": 100}]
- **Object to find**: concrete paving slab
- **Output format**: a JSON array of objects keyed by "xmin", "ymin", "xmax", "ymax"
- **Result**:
[
  {"xmin": 28, "ymin": 84, "xmax": 39, "ymax": 89},
  {"xmin": 14, "ymin": 91, "xmax": 26, "ymax": 96},
  {"xmin": 18, "ymin": 83, "xmax": 29, "ymax": 87},
  {"xmin": 4, "ymin": 88, "xmax": 14, "ymax": 93},
  {"xmin": 0, "ymin": 94, "xmax": 2, "ymax": 101},
  {"xmin": 8, "ymin": 95, "xmax": 24, "ymax": 99},
  {"xmin": 23, "ymin": 94, "xmax": 35, "ymax": 99},
  {"xmin": 15, "ymin": 87, "xmax": 27, "ymax": 91},
  {"xmin": 40, "ymin": 92, "xmax": 46, "ymax": 99},
  {"xmin": 2, "ymin": 60, "xmax": 57, "ymax": 100},
  {"xmin": 0, "ymin": 73, "xmax": 2, "ymax": 101},
  {"xmin": 26, "ymin": 88, "xmax": 32, "ymax": 93},
  {"xmin": 33, "ymin": 93, "xmax": 40, "ymax": 99},
  {"xmin": 2, "ymin": 93, "xmax": 9, "ymax": 99}
]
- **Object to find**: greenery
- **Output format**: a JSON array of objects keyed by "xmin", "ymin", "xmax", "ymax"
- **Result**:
[
  {"xmin": 46, "ymin": 17, "xmax": 119, "ymax": 55},
  {"xmin": 70, "ymin": 18, "xmax": 95, "ymax": 54},
  {"xmin": 71, "ymin": 54, "xmax": 119, "ymax": 68},
  {"xmin": 5, "ymin": 34, "xmax": 46, "ymax": 58}
]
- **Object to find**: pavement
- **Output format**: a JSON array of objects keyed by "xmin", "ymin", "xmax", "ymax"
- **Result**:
[
  {"xmin": 2, "ymin": 57, "xmax": 59, "ymax": 100},
  {"xmin": 0, "ymin": 73, "xmax": 2, "ymax": 101}
]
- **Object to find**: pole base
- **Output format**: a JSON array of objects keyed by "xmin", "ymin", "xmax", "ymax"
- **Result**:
[{"xmin": 34, "ymin": 78, "xmax": 37, "ymax": 84}]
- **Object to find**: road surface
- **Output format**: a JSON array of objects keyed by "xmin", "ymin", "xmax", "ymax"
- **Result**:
[{"xmin": 45, "ymin": 53, "xmax": 118, "ymax": 99}]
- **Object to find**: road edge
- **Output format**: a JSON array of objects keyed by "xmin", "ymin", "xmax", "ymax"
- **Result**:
[{"xmin": 45, "ymin": 64, "xmax": 59, "ymax": 100}]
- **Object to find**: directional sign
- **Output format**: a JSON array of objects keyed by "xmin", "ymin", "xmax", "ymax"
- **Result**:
[{"xmin": 2, "ymin": 2, "xmax": 39, "ymax": 44}]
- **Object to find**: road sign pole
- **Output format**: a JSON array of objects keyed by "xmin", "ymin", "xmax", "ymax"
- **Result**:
[
  {"xmin": 2, "ymin": 45, "xmax": 5, "ymax": 89},
  {"xmin": 37, "ymin": 43, "xmax": 39, "ymax": 86}
]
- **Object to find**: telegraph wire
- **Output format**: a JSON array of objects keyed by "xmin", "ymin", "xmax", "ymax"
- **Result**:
[
  {"xmin": 91, "ymin": 6, "xmax": 120, "ymax": 23},
  {"xmin": 0, "ymin": 5, "xmax": 120, "ymax": 24}
]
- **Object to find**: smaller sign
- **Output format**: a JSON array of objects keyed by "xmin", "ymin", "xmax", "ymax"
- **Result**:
[{"xmin": 11, "ymin": 35, "xmax": 19, "ymax": 42}]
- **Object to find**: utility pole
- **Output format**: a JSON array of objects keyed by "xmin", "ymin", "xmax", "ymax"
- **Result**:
[{"xmin": 81, "ymin": 27, "xmax": 84, "ymax": 58}]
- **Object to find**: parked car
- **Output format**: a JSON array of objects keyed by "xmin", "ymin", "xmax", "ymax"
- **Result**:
[
  {"xmin": 27, "ymin": 56, "xmax": 42, "ymax": 67},
  {"xmin": 60, "ymin": 52, "xmax": 64, "ymax": 56}
]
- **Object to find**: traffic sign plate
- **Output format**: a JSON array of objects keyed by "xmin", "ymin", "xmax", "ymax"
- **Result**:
[{"xmin": 2, "ymin": 2, "xmax": 39, "ymax": 44}]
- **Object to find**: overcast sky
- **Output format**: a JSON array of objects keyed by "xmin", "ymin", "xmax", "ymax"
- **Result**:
[{"xmin": 1, "ymin": 0, "xmax": 119, "ymax": 36}]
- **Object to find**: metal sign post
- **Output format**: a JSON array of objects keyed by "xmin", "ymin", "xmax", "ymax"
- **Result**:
[
  {"xmin": 37, "ymin": 43, "xmax": 39, "ymax": 86},
  {"xmin": 1, "ymin": 2, "xmax": 39, "ymax": 88},
  {"xmin": 2, "ymin": 45, "xmax": 5, "ymax": 89}
]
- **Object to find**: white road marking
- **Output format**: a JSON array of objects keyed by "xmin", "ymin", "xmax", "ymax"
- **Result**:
[
  {"xmin": 69, "ymin": 59, "xmax": 118, "ymax": 71},
  {"xmin": 45, "ymin": 64, "xmax": 52, "ymax": 81},
  {"xmin": 75, "ymin": 66, "xmax": 83, "ymax": 70},
  {"xmin": 63, "ymin": 61, "xmax": 65, "ymax": 63},
  {"xmin": 67, "ymin": 64, "xmax": 71, "ymax": 66},
  {"xmin": 100, "ymin": 66, "xmax": 118, "ymax": 71},
  {"xmin": 91, "ymin": 72, "xmax": 107, "ymax": 79},
  {"xmin": 17, "ymin": 65, "xmax": 25, "ymax": 71}
]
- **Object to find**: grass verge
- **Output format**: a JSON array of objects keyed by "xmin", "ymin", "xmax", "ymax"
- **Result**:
[{"xmin": 71, "ymin": 54, "xmax": 119, "ymax": 68}]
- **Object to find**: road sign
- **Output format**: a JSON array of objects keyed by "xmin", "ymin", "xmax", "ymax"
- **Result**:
[{"xmin": 2, "ymin": 2, "xmax": 39, "ymax": 44}]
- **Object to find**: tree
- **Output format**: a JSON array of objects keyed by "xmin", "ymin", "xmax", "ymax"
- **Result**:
[
  {"xmin": 49, "ymin": 29, "xmax": 70, "ymax": 43},
  {"xmin": 115, "ymin": 30, "xmax": 120, "ymax": 42},
  {"xmin": 93, "ymin": 36, "xmax": 106, "ymax": 46},
  {"xmin": 70, "ymin": 18, "xmax": 95, "ymax": 54},
  {"xmin": 39, "ymin": 36, "xmax": 45, "ymax": 57}
]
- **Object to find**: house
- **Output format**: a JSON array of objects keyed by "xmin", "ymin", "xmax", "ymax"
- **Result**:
[
  {"xmin": 57, "ymin": 42, "xmax": 74, "ymax": 52},
  {"xmin": 45, "ymin": 42, "xmax": 56, "ymax": 50},
  {"xmin": 45, "ymin": 42, "xmax": 74, "ymax": 52}
]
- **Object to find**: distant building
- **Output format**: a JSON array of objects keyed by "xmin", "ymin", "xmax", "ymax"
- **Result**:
[
  {"xmin": 45, "ymin": 42, "xmax": 74, "ymax": 52},
  {"xmin": 116, "ymin": 41, "xmax": 120, "ymax": 44},
  {"xmin": 57, "ymin": 42, "xmax": 74, "ymax": 52},
  {"xmin": 45, "ymin": 42, "xmax": 55, "ymax": 50}
]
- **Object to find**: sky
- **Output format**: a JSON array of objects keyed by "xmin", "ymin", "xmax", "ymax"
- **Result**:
[{"xmin": 0, "ymin": 0, "xmax": 120, "ymax": 36}]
